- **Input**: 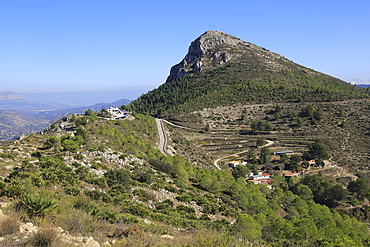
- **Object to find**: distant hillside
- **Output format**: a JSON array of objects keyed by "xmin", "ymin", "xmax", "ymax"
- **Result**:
[
  {"xmin": 0, "ymin": 110, "xmax": 47, "ymax": 127},
  {"xmin": 357, "ymin": 84, "xmax": 370, "ymax": 88},
  {"xmin": 130, "ymin": 31, "xmax": 368, "ymax": 117},
  {"xmin": 66, "ymin": 98, "xmax": 131, "ymax": 115},
  {"xmin": 0, "ymin": 91, "xmax": 28, "ymax": 101},
  {"xmin": 0, "ymin": 110, "xmax": 50, "ymax": 141},
  {"xmin": 0, "ymin": 92, "xmax": 84, "ymax": 112},
  {"xmin": 0, "ymin": 91, "xmax": 131, "ymax": 141}
]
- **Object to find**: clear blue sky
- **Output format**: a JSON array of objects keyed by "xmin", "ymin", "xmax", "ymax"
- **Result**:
[{"xmin": 1, "ymin": 0, "xmax": 369, "ymax": 103}]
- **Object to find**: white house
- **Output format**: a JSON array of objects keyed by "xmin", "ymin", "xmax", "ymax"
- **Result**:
[
  {"xmin": 247, "ymin": 172, "xmax": 273, "ymax": 189},
  {"xmin": 228, "ymin": 161, "xmax": 248, "ymax": 168},
  {"xmin": 106, "ymin": 107, "xmax": 129, "ymax": 119}
]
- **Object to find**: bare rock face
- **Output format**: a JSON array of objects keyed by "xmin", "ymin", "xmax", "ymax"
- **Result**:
[
  {"xmin": 166, "ymin": 31, "xmax": 242, "ymax": 81},
  {"xmin": 166, "ymin": 30, "xmax": 309, "ymax": 82}
]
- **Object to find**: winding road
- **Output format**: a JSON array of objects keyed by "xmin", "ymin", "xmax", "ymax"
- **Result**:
[
  {"xmin": 213, "ymin": 139, "xmax": 274, "ymax": 170},
  {"xmin": 155, "ymin": 118, "xmax": 276, "ymax": 171}
]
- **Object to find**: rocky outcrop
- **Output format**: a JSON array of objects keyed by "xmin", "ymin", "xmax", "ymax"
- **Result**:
[
  {"xmin": 0, "ymin": 212, "xmax": 103, "ymax": 247},
  {"xmin": 167, "ymin": 31, "xmax": 243, "ymax": 81},
  {"xmin": 166, "ymin": 30, "xmax": 307, "ymax": 82},
  {"xmin": 43, "ymin": 115, "xmax": 75, "ymax": 133}
]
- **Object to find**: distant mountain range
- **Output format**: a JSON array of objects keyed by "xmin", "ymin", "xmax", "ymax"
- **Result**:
[
  {"xmin": 357, "ymin": 84, "xmax": 370, "ymax": 88},
  {"xmin": 0, "ymin": 91, "xmax": 131, "ymax": 141},
  {"xmin": 347, "ymin": 78, "xmax": 370, "ymax": 86}
]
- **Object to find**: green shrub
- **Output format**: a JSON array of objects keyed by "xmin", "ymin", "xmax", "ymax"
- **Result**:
[
  {"xmin": 155, "ymin": 199, "xmax": 174, "ymax": 211},
  {"xmin": 17, "ymin": 194, "xmax": 58, "ymax": 218},
  {"xmin": 88, "ymin": 177, "xmax": 108, "ymax": 188},
  {"xmin": 84, "ymin": 190, "xmax": 104, "ymax": 201},
  {"xmin": 72, "ymin": 196, "xmax": 100, "ymax": 216},
  {"xmin": 0, "ymin": 152, "xmax": 17, "ymax": 159},
  {"xmin": 105, "ymin": 169, "xmax": 131, "ymax": 189},
  {"xmin": 121, "ymin": 201, "xmax": 150, "ymax": 217},
  {"xmin": 74, "ymin": 153, "xmax": 84, "ymax": 160},
  {"xmin": 63, "ymin": 186, "xmax": 81, "ymax": 196},
  {"xmin": 62, "ymin": 139, "xmax": 80, "ymax": 152},
  {"xmin": 102, "ymin": 209, "xmax": 119, "ymax": 224},
  {"xmin": 200, "ymin": 214, "xmax": 211, "ymax": 221},
  {"xmin": 4, "ymin": 180, "xmax": 25, "ymax": 198},
  {"xmin": 149, "ymin": 159, "xmax": 175, "ymax": 176},
  {"xmin": 165, "ymin": 185, "xmax": 178, "ymax": 193},
  {"xmin": 133, "ymin": 168, "xmax": 153, "ymax": 184},
  {"xmin": 133, "ymin": 189, "xmax": 149, "ymax": 202},
  {"xmin": 176, "ymin": 193, "xmax": 192, "ymax": 202},
  {"xmin": 151, "ymin": 182, "xmax": 165, "ymax": 191},
  {"xmin": 176, "ymin": 205, "xmax": 196, "ymax": 219},
  {"xmin": 119, "ymin": 214, "xmax": 140, "ymax": 224}
]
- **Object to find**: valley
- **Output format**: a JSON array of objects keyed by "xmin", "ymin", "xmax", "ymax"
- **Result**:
[{"xmin": 0, "ymin": 91, "xmax": 131, "ymax": 141}]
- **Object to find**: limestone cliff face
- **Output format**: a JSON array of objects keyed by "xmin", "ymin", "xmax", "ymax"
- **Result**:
[
  {"xmin": 166, "ymin": 30, "xmax": 311, "ymax": 82},
  {"xmin": 166, "ymin": 31, "xmax": 241, "ymax": 81}
]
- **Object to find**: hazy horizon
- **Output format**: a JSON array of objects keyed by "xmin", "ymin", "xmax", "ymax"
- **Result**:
[
  {"xmin": 22, "ymin": 89, "xmax": 146, "ymax": 105},
  {"xmin": 1, "ymin": 1, "xmax": 370, "ymax": 96}
]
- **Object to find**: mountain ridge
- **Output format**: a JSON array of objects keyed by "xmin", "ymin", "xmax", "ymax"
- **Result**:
[
  {"xmin": 130, "ymin": 31, "xmax": 368, "ymax": 116},
  {"xmin": 0, "ymin": 91, "xmax": 28, "ymax": 102}
]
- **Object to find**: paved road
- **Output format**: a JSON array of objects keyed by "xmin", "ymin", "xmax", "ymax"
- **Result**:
[{"xmin": 155, "ymin": 118, "xmax": 168, "ymax": 155}]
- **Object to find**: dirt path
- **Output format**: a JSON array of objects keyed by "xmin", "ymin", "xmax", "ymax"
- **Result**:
[
  {"xmin": 161, "ymin": 119, "xmax": 276, "ymax": 171},
  {"xmin": 263, "ymin": 140, "xmax": 274, "ymax": 148},
  {"xmin": 332, "ymin": 165, "xmax": 357, "ymax": 180},
  {"xmin": 213, "ymin": 139, "xmax": 274, "ymax": 170},
  {"xmin": 161, "ymin": 119, "xmax": 196, "ymax": 130}
]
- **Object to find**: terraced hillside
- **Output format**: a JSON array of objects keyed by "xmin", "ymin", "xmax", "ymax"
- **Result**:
[{"xmin": 163, "ymin": 99, "xmax": 370, "ymax": 172}]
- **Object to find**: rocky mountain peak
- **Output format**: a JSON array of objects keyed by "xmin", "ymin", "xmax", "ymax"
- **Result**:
[
  {"xmin": 187, "ymin": 31, "xmax": 240, "ymax": 59},
  {"xmin": 167, "ymin": 31, "xmax": 243, "ymax": 82},
  {"xmin": 0, "ymin": 91, "xmax": 28, "ymax": 101},
  {"xmin": 165, "ymin": 30, "xmax": 309, "ymax": 82}
]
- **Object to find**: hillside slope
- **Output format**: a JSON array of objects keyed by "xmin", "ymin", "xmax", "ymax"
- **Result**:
[
  {"xmin": 130, "ymin": 31, "xmax": 368, "ymax": 116},
  {"xmin": 0, "ymin": 112, "xmax": 369, "ymax": 246},
  {"xmin": 0, "ymin": 91, "xmax": 131, "ymax": 141}
]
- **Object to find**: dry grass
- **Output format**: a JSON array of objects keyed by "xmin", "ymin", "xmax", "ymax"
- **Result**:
[
  {"xmin": 55, "ymin": 208, "xmax": 98, "ymax": 236},
  {"xmin": 112, "ymin": 225, "xmax": 143, "ymax": 238},
  {"xmin": 0, "ymin": 212, "xmax": 19, "ymax": 236},
  {"xmin": 29, "ymin": 226, "xmax": 60, "ymax": 247}
]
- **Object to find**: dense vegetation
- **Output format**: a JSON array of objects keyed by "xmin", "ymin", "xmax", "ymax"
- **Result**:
[
  {"xmin": 0, "ymin": 109, "xmax": 369, "ymax": 246},
  {"xmin": 130, "ymin": 62, "xmax": 368, "ymax": 117}
]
